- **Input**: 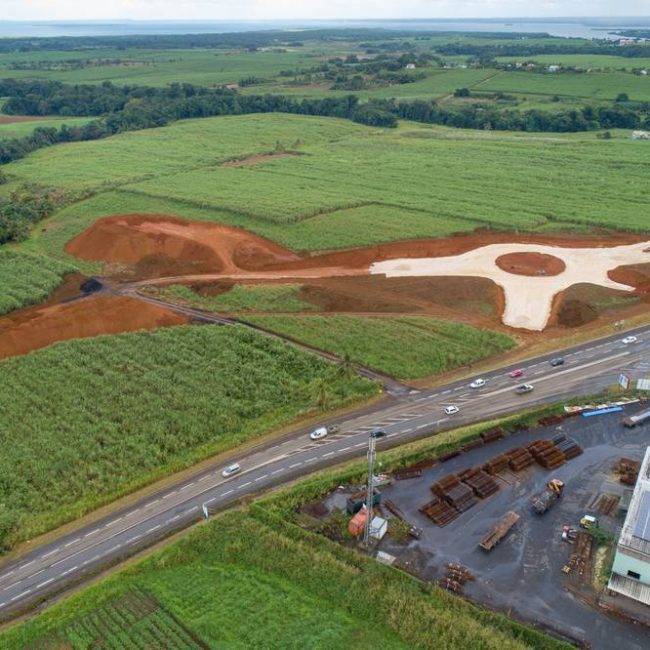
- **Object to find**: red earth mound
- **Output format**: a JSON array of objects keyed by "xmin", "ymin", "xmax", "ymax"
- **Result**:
[
  {"xmin": 495, "ymin": 252, "xmax": 565, "ymax": 277},
  {"xmin": 65, "ymin": 214, "xmax": 299, "ymax": 279},
  {"xmin": 0, "ymin": 295, "xmax": 187, "ymax": 360}
]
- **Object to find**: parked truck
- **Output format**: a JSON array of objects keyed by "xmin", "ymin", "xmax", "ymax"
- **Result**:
[
  {"xmin": 531, "ymin": 479, "xmax": 564, "ymax": 515},
  {"xmin": 479, "ymin": 511, "xmax": 520, "ymax": 551}
]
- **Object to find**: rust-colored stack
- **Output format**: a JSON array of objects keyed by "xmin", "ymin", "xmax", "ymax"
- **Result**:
[
  {"xmin": 481, "ymin": 427, "xmax": 504, "ymax": 443},
  {"xmin": 538, "ymin": 414, "xmax": 564, "ymax": 426},
  {"xmin": 461, "ymin": 468, "xmax": 499, "ymax": 498},
  {"xmin": 618, "ymin": 458, "xmax": 640, "ymax": 486},
  {"xmin": 505, "ymin": 446, "xmax": 534, "ymax": 472},
  {"xmin": 554, "ymin": 437, "xmax": 582, "ymax": 460},
  {"xmin": 431, "ymin": 474, "xmax": 477, "ymax": 512},
  {"xmin": 419, "ymin": 498, "xmax": 458, "ymax": 526},
  {"xmin": 461, "ymin": 438, "xmax": 484, "ymax": 452},
  {"xmin": 438, "ymin": 449, "xmax": 461, "ymax": 463},
  {"xmin": 528, "ymin": 439, "xmax": 566, "ymax": 469},
  {"xmin": 483, "ymin": 453, "xmax": 510, "ymax": 475}
]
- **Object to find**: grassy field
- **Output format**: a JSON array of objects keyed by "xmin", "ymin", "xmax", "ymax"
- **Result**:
[
  {"xmin": 0, "ymin": 415, "xmax": 570, "ymax": 650},
  {"xmin": 0, "ymin": 324, "xmax": 376, "ymax": 549},
  {"xmin": 0, "ymin": 115, "xmax": 92, "ymax": 140},
  {"xmin": 149, "ymin": 283, "xmax": 317, "ymax": 313},
  {"xmin": 480, "ymin": 70, "xmax": 650, "ymax": 101},
  {"xmin": 496, "ymin": 54, "xmax": 650, "ymax": 70},
  {"xmin": 4, "ymin": 114, "xmax": 647, "ymax": 263},
  {"xmin": 0, "ymin": 250, "xmax": 75, "ymax": 314},
  {"xmin": 245, "ymin": 315, "xmax": 515, "ymax": 379}
]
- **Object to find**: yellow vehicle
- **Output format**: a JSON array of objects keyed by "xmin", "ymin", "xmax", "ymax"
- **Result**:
[{"xmin": 580, "ymin": 514, "xmax": 598, "ymax": 529}]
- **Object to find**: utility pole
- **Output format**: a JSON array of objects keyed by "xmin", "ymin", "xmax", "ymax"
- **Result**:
[{"xmin": 363, "ymin": 428, "xmax": 385, "ymax": 546}]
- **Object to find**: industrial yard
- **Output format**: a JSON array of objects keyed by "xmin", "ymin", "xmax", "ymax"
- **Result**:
[{"xmin": 319, "ymin": 408, "xmax": 650, "ymax": 648}]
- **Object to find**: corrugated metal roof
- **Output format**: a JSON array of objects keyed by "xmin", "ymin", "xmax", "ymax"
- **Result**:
[
  {"xmin": 633, "ymin": 490, "xmax": 650, "ymax": 543},
  {"xmin": 609, "ymin": 572, "xmax": 650, "ymax": 606}
]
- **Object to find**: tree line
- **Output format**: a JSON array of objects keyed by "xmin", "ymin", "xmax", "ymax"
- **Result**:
[{"xmin": 436, "ymin": 41, "xmax": 650, "ymax": 59}]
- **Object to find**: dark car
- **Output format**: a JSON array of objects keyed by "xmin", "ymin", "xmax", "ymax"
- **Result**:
[{"xmin": 550, "ymin": 357, "xmax": 565, "ymax": 367}]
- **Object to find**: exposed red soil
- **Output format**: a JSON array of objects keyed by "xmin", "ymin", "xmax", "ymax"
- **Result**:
[
  {"xmin": 0, "ymin": 115, "xmax": 44, "ymax": 124},
  {"xmin": 609, "ymin": 263, "xmax": 650, "ymax": 295},
  {"xmin": 495, "ymin": 252, "xmax": 565, "ymax": 277},
  {"xmin": 65, "ymin": 214, "xmax": 299, "ymax": 279},
  {"xmin": 0, "ymin": 295, "xmax": 187, "ymax": 360},
  {"xmin": 220, "ymin": 152, "xmax": 300, "ymax": 167}
]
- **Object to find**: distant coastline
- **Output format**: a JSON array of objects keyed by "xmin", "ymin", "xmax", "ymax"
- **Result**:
[{"xmin": 0, "ymin": 17, "xmax": 649, "ymax": 40}]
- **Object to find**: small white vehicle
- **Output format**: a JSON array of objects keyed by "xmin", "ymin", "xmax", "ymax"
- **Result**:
[
  {"xmin": 309, "ymin": 426, "xmax": 329, "ymax": 441},
  {"xmin": 469, "ymin": 378, "xmax": 486, "ymax": 389},
  {"xmin": 444, "ymin": 405, "xmax": 460, "ymax": 416},
  {"xmin": 221, "ymin": 463, "xmax": 241, "ymax": 478},
  {"xmin": 622, "ymin": 336, "xmax": 638, "ymax": 345}
]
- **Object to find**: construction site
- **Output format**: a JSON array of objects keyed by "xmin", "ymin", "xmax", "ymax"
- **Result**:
[{"xmin": 313, "ymin": 407, "xmax": 650, "ymax": 649}]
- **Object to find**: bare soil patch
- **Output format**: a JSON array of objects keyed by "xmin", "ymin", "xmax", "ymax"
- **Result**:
[
  {"xmin": 0, "ymin": 115, "xmax": 44, "ymax": 124},
  {"xmin": 0, "ymin": 295, "xmax": 187, "ymax": 359},
  {"xmin": 220, "ymin": 151, "xmax": 300, "ymax": 167},
  {"xmin": 495, "ymin": 252, "xmax": 565, "ymax": 277},
  {"xmin": 65, "ymin": 214, "xmax": 299, "ymax": 279}
]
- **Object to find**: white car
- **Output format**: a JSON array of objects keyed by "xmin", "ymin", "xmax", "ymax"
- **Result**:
[
  {"xmin": 622, "ymin": 336, "xmax": 638, "ymax": 345},
  {"xmin": 444, "ymin": 405, "xmax": 460, "ymax": 416},
  {"xmin": 221, "ymin": 463, "xmax": 241, "ymax": 478},
  {"xmin": 469, "ymin": 378, "xmax": 486, "ymax": 389},
  {"xmin": 309, "ymin": 426, "xmax": 329, "ymax": 441}
]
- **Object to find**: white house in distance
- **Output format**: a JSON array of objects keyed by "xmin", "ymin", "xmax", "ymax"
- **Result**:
[
  {"xmin": 547, "ymin": 65, "xmax": 561, "ymax": 73},
  {"xmin": 608, "ymin": 447, "xmax": 650, "ymax": 607}
]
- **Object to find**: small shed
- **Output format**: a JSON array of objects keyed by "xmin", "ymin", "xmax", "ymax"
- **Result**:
[{"xmin": 370, "ymin": 516, "xmax": 388, "ymax": 540}]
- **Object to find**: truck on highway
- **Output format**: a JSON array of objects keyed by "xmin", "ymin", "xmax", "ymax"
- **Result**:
[
  {"xmin": 622, "ymin": 408, "xmax": 650, "ymax": 428},
  {"xmin": 479, "ymin": 511, "xmax": 520, "ymax": 551},
  {"xmin": 531, "ymin": 479, "xmax": 564, "ymax": 515}
]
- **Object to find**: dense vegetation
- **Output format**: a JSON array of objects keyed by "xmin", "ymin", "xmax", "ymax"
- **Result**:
[
  {"xmin": 0, "ymin": 410, "xmax": 571, "ymax": 650},
  {"xmin": 0, "ymin": 250, "xmax": 75, "ymax": 315},
  {"xmin": 0, "ymin": 74, "xmax": 647, "ymax": 168},
  {"xmin": 151, "ymin": 283, "xmax": 317, "ymax": 313},
  {"xmin": 245, "ymin": 315, "xmax": 515, "ymax": 379},
  {"xmin": 0, "ymin": 324, "xmax": 376, "ymax": 549}
]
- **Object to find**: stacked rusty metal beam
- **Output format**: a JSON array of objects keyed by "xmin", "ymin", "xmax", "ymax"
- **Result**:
[
  {"xmin": 480, "ymin": 427, "xmax": 504, "ymax": 443},
  {"xmin": 431, "ymin": 474, "xmax": 478, "ymax": 512},
  {"xmin": 460, "ymin": 467, "xmax": 499, "ymax": 498},
  {"xmin": 554, "ymin": 437, "xmax": 582, "ymax": 460},
  {"xmin": 483, "ymin": 453, "xmax": 510, "ymax": 475},
  {"xmin": 505, "ymin": 446, "xmax": 535, "ymax": 472},
  {"xmin": 527, "ymin": 439, "xmax": 566, "ymax": 469},
  {"xmin": 419, "ymin": 498, "xmax": 458, "ymax": 526},
  {"xmin": 617, "ymin": 457, "xmax": 640, "ymax": 485}
]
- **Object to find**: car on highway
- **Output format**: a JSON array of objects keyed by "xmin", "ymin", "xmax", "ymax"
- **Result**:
[
  {"xmin": 515, "ymin": 384, "xmax": 534, "ymax": 395},
  {"xmin": 221, "ymin": 463, "xmax": 241, "ymax": 478},
  {"xmin": 444, "ymin": 405, "xmax": 460, "ymax": 415},
  {"xmin": 469, "ymin": 378, "xmax": 487, "ymax": 389},
  {"xmin": 309, "ymin": 425, "xmax": 340, "ymax": 441},
  {"xmin": 622, "ymin": 336, "xmax": 638, "ymax": 345},
  {"xmin": 509, "ymin": 368, "xmax": 524, "ymax": 379},
  {"xmin": 550, "ymin": 357, "xmax": 565, "ymax": 367}
]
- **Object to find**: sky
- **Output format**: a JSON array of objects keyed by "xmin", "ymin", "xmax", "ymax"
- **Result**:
[{"xmin": 2, "ymin": 1, "xmax": 649, "ymax": 22}]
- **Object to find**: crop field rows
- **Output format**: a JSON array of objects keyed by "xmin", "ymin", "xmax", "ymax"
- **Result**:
[{"xmin": 0, "ymin": 325, "xmax": 376, "ymax": 548}]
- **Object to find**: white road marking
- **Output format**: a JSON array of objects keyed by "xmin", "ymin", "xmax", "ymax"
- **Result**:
[
  {"xmin": 289, "ymin": 463, "xmax": 302, "ymax": 469},
  {"xmin": 10, "ymin": 590, "xmax": 31, "ymax": 602},
  {"xmin": 221, "ymin": 490, "xmax": 234, "ymax": 496},
  {"xmin": 240, "ymin": 481, "xmax": 252, "ymax": 487},
  {"xmin": 36, "ymin": 578, "xmax": 54, "ymax": 590}
]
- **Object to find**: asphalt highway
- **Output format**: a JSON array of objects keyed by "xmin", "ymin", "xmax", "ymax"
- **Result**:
[{"xmin": 0, "ymin": 324, "xmax": 648, "ymax": 620}]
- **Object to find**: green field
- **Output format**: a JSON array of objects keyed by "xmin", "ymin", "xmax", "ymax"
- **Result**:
[
  {"xmin": 0, "ymin": 250, "xmax": 75, "ymax": 314},
  {"xmin": 0, "ymin": 324, "xmax": 376, "ymax": 548},
  {"xmin": 5, "ymin": 114, "xmax": 648, "ymax": 263},
  {"xmin": 245, "ymin": 315, "xmax": 515, "ymax": 380},
  {"xmin": 480, "ymin": 70, "xmax": 650, "ymax": 101},
  {"xmin": 496, "ymin": 54, "xmax": 650, "ymax": 70},
  {"xmin": 0, "ymin": 430, "xmax": 568, "ymax": 650},
  {"xmin": 0, "ymin": 115, "xmax": 91, "ymax": 140},
  {"xmin": 150, "ymin": 283, "xmax": 317, "ymax": 313},
  {"xmin": 0, "ymin": 46, "xmax": 346, "ymax": 87}
]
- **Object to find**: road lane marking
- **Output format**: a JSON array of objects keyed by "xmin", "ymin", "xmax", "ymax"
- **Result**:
[
  {"xmin": 10, "ymin": 590, "xmax": 31, "ymax": 602},
  {"xmin": 289, "ymin": 463, "xmax": 302, "ymax": 469},
  {"xmin": 36, "ymin": 578, "xmax": 54, "ymax": 589},
  {"xmin": 240, "ymin": 481, "xmax": 252, "ymax": 488}
]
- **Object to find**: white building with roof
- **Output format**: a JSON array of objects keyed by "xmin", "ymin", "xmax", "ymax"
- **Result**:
[{"xmin": 608, "ymin": 446, "xmax": 650, "ymax": 606}]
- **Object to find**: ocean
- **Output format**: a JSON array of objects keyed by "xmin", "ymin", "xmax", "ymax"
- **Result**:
[{"xmin": 0, "ymin": 18, "xmax": 648, "ymax": 40}]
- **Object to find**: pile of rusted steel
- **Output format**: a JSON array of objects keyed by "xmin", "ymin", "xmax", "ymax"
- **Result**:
[
  {"xmin": 419, "ymin": 497, "xmax": 458, "ymax": 526},
  {"xmin": 439, "ymin": 563, "xmax": 475, "ymax": 593},
  {"xmin": 617, "ymin": 457, "xmax": 640, "ymax": 485},
  {"xmin": 458, "ymin": 467, "xmax": 499, "ymax": 498},
  {"xmin": 552, "ymin": 433, "xmax": 583, "ymax": 460},
  {"xmin": 527, "ymin": 439, "xmax": 566, "ymax": 469},
  {"xmin": 505, "ymin": 446, "xmax": 535, "ymax": 471},
  {"xmin": 432, "ymin": 475, "xmax": 478, "ymax": 512},
  {"xmin": 483, "ymin": 452, "xmax": 509, "ymax": 475},
  {"xmin": 480, "ymin": 427, "xmax": 505, "ymax": 443}
]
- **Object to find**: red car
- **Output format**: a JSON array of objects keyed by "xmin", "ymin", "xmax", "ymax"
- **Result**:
[{"xmin": 509, "ymin": 368, "xmax": 524, "ymax": 379}]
